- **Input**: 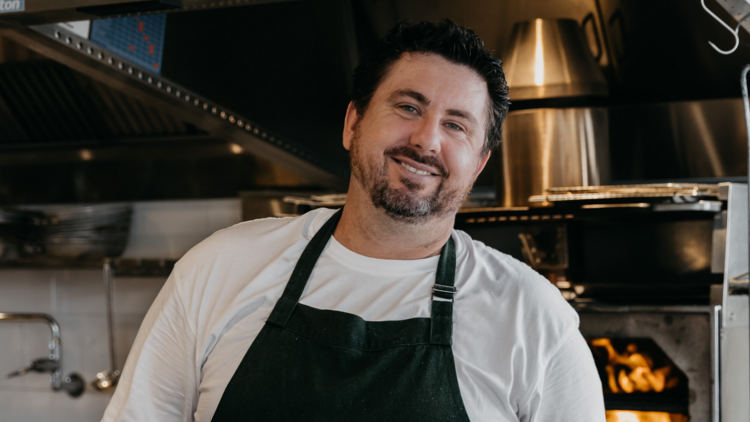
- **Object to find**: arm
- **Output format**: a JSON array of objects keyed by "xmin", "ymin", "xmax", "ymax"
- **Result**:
[
  {"xmin": 521, "ymin": 331, "xmax": 606, "ymax": 422},
  {"xmin": 102, "ymin": 272, "xmax": 199, "ymax": 422}
]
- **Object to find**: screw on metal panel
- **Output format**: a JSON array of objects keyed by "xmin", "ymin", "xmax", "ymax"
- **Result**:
[
  {"xmin": 220, "ymin": 111, "xmax": 227, "ymax": 119},
  {"xmin": 87, "ymin": 47, "xmax": 93, "ymax": 54},
  {"xmin": 128, "ymin": 68, "xmax": 133, "ymax": 74},
  {"xmin": 194, "ymin": 99, "xmax": 200, "ymax": 106},
  {"xmin": 157, "ymin": 81, "xmax": 163, "ymax": 88},
  {"xmin": 147, "ymin": 76, "xmax": 153, "ymax": 83},
  {"xmin": 76, "ymin": 42, "xmax": 83, "ymax": 49},
  {"xmin": 176, "ymin": 91, "xmax": 181, "ymax": 97},
  {"xmin": 237, "ymin": 120, "xmax": 244, "ymax": 127},
  {"xmin": 245, "ymin": 124, "xmax": 252, "ymax": 131},
  {"xmin": 228, "ymin": 116, "xmax": 235, "ymax": 123},
  {"xmin": 185, "ymin": 95, "xmax": 190, "ymax": 101},
  {"xmin": 253, "ymin": 128, "xmax": 260, "ymax": 135},
  {"xmin": 203, "ymin": 103, "xmax": 209, "ymax": 110},
  {"xmin": 261, "ymin": 132, "xmax": 267, "ymax": 138},
  {"xmin": 118, "ymin": 62, "xmax": 124, "ymax": 70},
  {"xmin": 166, "ymin": 86, "xmax": 172, "ymax": 93},
  {"xmin": 66, "ymin": 37, "xmax": 72, "ymax": 44},
  {"xmin": 212, "ymin": 107, "xmax": 218, "ymax": 114},
  {"xmin": 54, "ymin": 31, "xmax": 61, "ymax": 39},
  {"xmin": 98, "ymin": 52, "xmax": 104, "ymax": 59},
  {"xmin": 269, "ymin": 136, "xmax": 274, "ymax": 142},
  {"xmin": 138, "ymin": 72, "xmax": 143, "ymax": 79},
  {"xmin": 108, "ymin": 57, "xmax": 114, "ymax": 64}
]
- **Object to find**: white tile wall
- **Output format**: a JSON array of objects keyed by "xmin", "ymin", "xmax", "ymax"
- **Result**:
[{"xmin": 0, "ymin": 198, "xmax": 243, "ymax": 422}]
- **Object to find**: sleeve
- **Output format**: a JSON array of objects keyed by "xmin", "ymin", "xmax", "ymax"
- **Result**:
[
  {"xmin": 101, "ymin": 271, "xmax": 199, "ymax": 422},
  {"xmin": 521, "ymin": 331, "xmax": 606, "ymax": 422}
]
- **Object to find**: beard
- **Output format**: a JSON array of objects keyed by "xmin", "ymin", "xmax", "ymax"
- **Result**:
[{"xmin": 349, "ymin": 127, "xmax": 474, "ymax": 224}]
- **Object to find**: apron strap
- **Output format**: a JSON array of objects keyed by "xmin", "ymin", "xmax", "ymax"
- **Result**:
[
  {"xmin": 267, "ymin": 208, "xmax": 456, "ymax": 347},
  {"xmin": 430, "ymin": 236, "xmax": 456, "ymax": 346},
  {"xmin": 267, "ymin": 209, "xmax": 343, "ymax": 328}
]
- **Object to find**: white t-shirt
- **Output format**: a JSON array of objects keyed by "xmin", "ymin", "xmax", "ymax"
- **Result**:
[{"xmin": 102, "ymin": 208, "xmax": 605, "ymax": 422}]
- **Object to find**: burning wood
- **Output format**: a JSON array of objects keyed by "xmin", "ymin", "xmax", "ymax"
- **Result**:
[
  {"xmin": 590, "ymin": 338, "xmax": 679, "ymax": 393},
  {"xmin": 605, "ymin": 410, "xmax": 687, "ymax": 422}
]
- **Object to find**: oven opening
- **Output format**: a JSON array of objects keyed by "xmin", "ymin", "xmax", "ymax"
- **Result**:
[{"xmin": 588, "ymin": 338, "xmax": 689, "ymax": 422}]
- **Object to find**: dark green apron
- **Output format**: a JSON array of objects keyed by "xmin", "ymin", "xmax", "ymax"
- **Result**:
[{"xmin": 211, "ymin": 209, "xmax": 470, "ymax": 422}]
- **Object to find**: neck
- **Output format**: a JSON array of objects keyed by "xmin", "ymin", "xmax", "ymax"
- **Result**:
[{"xmin": 332, "ymin": 182, "xmax": 455, "ymax": 260}]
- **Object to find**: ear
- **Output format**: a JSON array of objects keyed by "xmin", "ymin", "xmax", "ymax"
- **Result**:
[
  {"xmin": 342, "ymin": 101, "xmax": 362, "ymax": 151},
  {"xmin": 475, "ymin": 151, "xmax": 491, "ymax": 177}
]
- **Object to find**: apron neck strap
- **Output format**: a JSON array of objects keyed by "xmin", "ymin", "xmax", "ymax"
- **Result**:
[
  {"xmin": 266, "ymin": 209, "xmax": 343, "ymax": 327},
  {"xmin": 430, "ymin": 235, "xmax": 456, "ymax": 346},
  {"xmin": 267, "ymin": 209, "xmax": 457, "ymax": 347}
]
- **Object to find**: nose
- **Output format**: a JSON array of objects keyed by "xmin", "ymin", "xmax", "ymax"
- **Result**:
[{"xmin": 409, "ymin": 116, "xmax": 442, "ymax": 154}]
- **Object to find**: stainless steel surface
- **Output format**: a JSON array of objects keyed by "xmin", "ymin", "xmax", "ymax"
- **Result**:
[
  {"xmin": 0, "ymin": 0, "xmax": 298, "ymax": 29},
  {"xmin": 713, "ymin": 305, "xmax": 721, "ymax": 422},
  {"xmin": 722, "ymin": 295, "xmax": 750, "ymax": 422},
  {"xmin": 530, "ymin": 183, "xmax": 721, "ymax": 203},
  {"xmin": 609, "ymin": 99, "xmax": 748, "ymax": 181},
  {"xmin": 653, "ymin": 200, "xmax": 723, "ymax": 212},
  {"xmin": 500, "ymin": 107, "xmax": 609, "ymax": 207},
  {"xmin": 722, "ymin": 184, "xmax": 748, "ymax": 326},
  {"xmin": 577, "ymin": 305, "xmax": 713, "ymax": 421},
  {"xmin": 1, "ymin": 24, "xmax": 348, "ymax": 191},
  {"xmin": 92, "ymin": 258, "xmax": 119, "ymax": 392},
  {"xmin": 503, "ymin": 18, "xmax": 607, "ymax": 100}
]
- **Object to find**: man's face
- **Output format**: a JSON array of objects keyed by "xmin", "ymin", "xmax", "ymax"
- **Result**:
[{"xmin": 344, "ymin": 52, "xmax": 491, "ymax": 224}]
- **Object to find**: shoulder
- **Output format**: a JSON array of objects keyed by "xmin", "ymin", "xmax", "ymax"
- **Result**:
[
  {"xmin": 453, "ymin": 229, "xmax": 579, "ymax": 352},
  {"xmin": 170, "ymin": 208, "xmax": 337, "ymax": 294}
]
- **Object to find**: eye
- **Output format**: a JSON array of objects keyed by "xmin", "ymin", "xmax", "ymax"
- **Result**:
[
  {"xmin": 400, "ymin": 105, "xmax": 418, "ymax": 114},
  {"xmin": 445, "ymin": 122, "xmax": 463, "ymax": 132}
]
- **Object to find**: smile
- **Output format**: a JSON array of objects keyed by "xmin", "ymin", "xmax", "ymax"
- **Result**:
[
  {"xmin": 400, "ymin": 161, "xmax": 432, "ymax": 176},
  {"xmin": 391, "ymin": 157, "xmax": 440, "ymax": 177}
]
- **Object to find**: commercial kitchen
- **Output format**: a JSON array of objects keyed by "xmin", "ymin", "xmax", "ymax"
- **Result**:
[{"xmin": 0, "ymin": 1, "xmax": 748, "ymax": 421}]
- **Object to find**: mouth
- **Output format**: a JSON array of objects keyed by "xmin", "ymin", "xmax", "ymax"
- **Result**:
[{"xmin": 390, "ymin": 157, "xmax": 441, "ymax": 177}]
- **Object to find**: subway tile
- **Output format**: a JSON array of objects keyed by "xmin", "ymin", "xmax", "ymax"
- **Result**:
[
  {"xmin": 0, "ymin": 390, "xmax": 54, "ymax": 422},
  {"xmin": 80, "ymin": 315, "xmax": 111, "ymax": 378},
  {"xmin": 51, "ymin": 391, "xmax": 111, "ymax": 422},
  {"xmin": 0, "ymin": 270, "xmax": 53, "ymax": 313},
  {"xmin": 112, "ymin": 277, "xmax": 166, "ymax": 315},
  {"xmin": 0, "ymin": 324, "xmax": 23, "ymax": 390},
  {"xmin": 54, "ymin": 270, "xmax": 106, "ymax": 315},
  {"xmin": 136, "ymin": 201, "xmax": 210, "ymax": 236}
]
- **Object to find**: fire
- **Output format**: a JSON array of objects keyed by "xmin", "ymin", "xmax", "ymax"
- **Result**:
[
  {"xmin": 590, "ymin": 338, "xmax": 679, "ymax": 393},
  {"xmin": 606, "ymin": 410, "xmax": 687, "ymax": 422}
]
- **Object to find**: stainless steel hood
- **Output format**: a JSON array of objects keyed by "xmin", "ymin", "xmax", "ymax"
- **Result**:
[
  {"xmin": 0, "ymin": 0, "xmax": 748, "ymax": 205},
  {"xmin": 0, "ymin": 0, "xmax": 293, "ymax": 28}
]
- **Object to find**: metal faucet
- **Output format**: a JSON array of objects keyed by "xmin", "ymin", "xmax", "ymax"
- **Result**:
[{"xmin": 0, "ymin": 312, "xmax": 84, "ymax": 397}]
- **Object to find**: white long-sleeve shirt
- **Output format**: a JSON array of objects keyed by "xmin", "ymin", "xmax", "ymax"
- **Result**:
[{"xmin": 103, "ymin": 208, "xmax": 605, "ymax": 422}]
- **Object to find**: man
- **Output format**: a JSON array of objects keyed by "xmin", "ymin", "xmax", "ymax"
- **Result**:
[{"xmin": 103, "ymin": 20, "xmax": 605, "ymax": 421}]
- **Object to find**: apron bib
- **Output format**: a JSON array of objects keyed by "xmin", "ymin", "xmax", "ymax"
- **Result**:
[{"xmin": 212, "ymin": 209, "xmax": 470, "ymax": 422}]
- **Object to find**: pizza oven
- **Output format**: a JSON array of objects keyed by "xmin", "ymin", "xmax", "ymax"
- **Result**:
[{"xmin": 454, "ymin": 182, "xmax": 749, "ymax": 422}]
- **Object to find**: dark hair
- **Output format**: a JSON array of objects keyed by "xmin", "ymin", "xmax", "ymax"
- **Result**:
[{"xmin": 352, "ymin": 19, "xmax": 510, "ymax": 154}]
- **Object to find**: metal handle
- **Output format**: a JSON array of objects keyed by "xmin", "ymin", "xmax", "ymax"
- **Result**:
[
  {"xmin": 6, "ymin": 358, "xmax": 59, "ymax": 379},
  {"xmin": 581, "ymin": 13, "xmax": 602, "ymax": 61}
]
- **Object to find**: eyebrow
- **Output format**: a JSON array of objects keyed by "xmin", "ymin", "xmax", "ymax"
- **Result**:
[
  {"xmin": 388, "ymin": 89, "xmax": 479, "ymax": 127},
  {"xmin": 388, "ymin": 89, "xmax": 430, "ymax": 105}
]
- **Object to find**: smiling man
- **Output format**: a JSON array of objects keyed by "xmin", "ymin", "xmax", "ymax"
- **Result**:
[{"xmin": 103, "ymin": 20, "xmax": 605, "ymax": 422}]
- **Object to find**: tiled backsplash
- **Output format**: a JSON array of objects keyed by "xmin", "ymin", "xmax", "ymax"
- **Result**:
[{"xmin": 0, "ymin": 199, "xmax": 243, "ymax": 422}]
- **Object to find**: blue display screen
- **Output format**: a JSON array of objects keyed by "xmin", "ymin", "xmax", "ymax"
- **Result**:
[{"xmin": 90, "ymin": 14, "xmax": 166, "ymax": 74}]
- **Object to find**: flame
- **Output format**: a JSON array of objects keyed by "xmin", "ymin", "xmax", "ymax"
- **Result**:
[
  {"xmin": 606, "ymin": 410, "xmax": 687, "ymax": 422},
  {"xmin": 590, "ymin": 338, "xmax": 678, "ymax": 394}
]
